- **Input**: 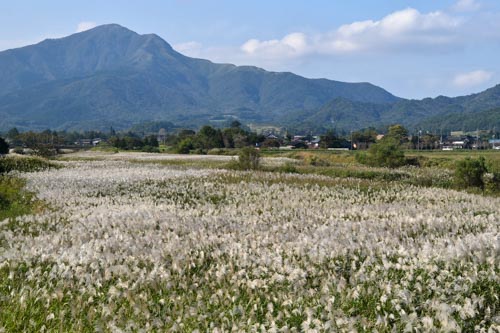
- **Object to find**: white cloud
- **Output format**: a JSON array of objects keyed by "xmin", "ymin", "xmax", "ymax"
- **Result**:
[
  {"xmin": 173, "ymin": 41, "xmax": 203, "ymax": 57},
  {"xmin": 452, "ymin": 70, "xmax": 493, "ymax": 87},
  {"xmin": 240, "ymin": 32, "xmax": 309, "ymax": 59},
  {"xmin": 453, "ymin": 0, "xmax": 481, "ymax": 12},
  {"xmin": 76, "ymin": 21, "xmax": 97, "ymax": 33},
  {"xmin": 240, "ymin": 8, "xmax": 462, "ymax": 59}
]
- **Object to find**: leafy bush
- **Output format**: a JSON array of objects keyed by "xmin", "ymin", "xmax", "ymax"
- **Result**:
[
  {"xmin": 228, "ymin": 147, "xmax": 260, "ymax": 170},
  {"xmin": 356, "ymin": 138, "xmax": 406, "ymax": 168},
  {"xmin": 454, "ymin": 157, "xmax": 487, "ymax": 189},
  {"xmin": 176, "ymin": 138, "xmax": 195, "ymax": 154},
  {"xmin": 483, "ymin": 172, "xmax": 500, "ymax": 194}
]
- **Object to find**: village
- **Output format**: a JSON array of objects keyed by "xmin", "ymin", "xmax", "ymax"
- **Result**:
[{"xmin": 3, "ymin": 124, "xmax": 500, "ymax": 157}]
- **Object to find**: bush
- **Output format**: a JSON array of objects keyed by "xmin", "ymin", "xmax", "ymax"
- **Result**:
[
  {"xmin": 176, "ymin": 138, "xmax": 195, "ymax": 154},
  {"xmin": 454, "ymin": 157, "xmax": 487, "ymax": 189},
  {"xmin": 356, "ymin": 138, "xmax": 406, "ymax": 168},
  {"xmin": 484, "ymin": 172, "xmax": 500, "ymax": 194},
  {"xmin": 229, "ymin": 147, "xmax": 260, "ymax": 170},
  {"xmin": 141, "ymin": 145, "xmax": 160, "ymax": 153}
]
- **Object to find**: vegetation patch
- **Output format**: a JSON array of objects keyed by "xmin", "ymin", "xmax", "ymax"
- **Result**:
[
  {"xmin": 0, "ymin": 156, "xmax": 59, "ymax": 174},
  {"xmin": 0, "ymin": 176, "xmax": 45, "ymax": 221}
]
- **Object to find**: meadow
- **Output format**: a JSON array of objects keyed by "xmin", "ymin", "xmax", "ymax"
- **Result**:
[{"xmin": 0, "ymin": 152, "xmax": 499, "ymax": 332}]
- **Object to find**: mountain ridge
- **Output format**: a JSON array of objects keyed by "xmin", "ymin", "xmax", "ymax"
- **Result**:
[{"xmin": 0, "ymin": 24, "xmax": 498, "ymax": 132}]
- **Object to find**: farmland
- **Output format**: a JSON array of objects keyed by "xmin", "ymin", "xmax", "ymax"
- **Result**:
[{"xmin": 0, "ymin": 152, "xmax": 499, "ymax": 332}]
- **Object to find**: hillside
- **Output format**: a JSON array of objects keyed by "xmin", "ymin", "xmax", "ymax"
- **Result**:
[
  {"xmin": 0, "ymin": 24, "xmax": 398, "ymax": 131},
  {"xmin": 285, "ymin": 86, "xmax": 500, "ymax": 132}
]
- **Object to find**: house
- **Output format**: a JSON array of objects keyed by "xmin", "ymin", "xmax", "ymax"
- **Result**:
[
  {"xmin": 75, "ymin": 139, "xmax": 102, "ymax": 146},
  {"xmin": 293, "ymin": 135, "xmax": 305, "ymax": 141},
  {"xmin": 308, "ymin": 137, "xmax": 321, "ymax": 149},
  {"xmin": 441, "ymin": 136, "xmax": 471, "ymax": 150},
  {"xmin": 92, "ymin": 138, "xmax": 102, "ymax": 146},
  {"xmin": 489, "ymin": 139, "xmax": 500, "ymax": 149},
  {"xmin": 75, "ymin": 139, "xmax": 92, "ymax": 146}
]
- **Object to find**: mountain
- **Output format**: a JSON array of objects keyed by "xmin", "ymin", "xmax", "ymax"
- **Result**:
[
  {"xmin": 0, "ymin": 24, "xmax": 399, "ymax": 131},
  {"xmin": 0, "ymin": 24, "xmax": 498, "ymax": 132},
  {"xmin": 414, "ymin": 107, "xmax": 500, "ymax": 132},
  {"xmin": 281, "ymin": 98, "xmax": 387, "ymax": 132},
  {"xmin": 284, "ymin": 85, "xmax": 500, "ymax": 132}
]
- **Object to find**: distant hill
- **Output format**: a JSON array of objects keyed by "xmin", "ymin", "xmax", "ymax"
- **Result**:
[
  {"xmin": 283, "ymin": 85, "xmax": 500, "ymax": 132},
  {"xmin": 0, "ymin": 24, "xmax": 498, "ymax": 132},
  {"xmin": 414, "ymin": 107, "xmax": 500, "ymax": 132},
  {"xmin": 0, "ymin": 24, "xmax": 399, "ymax": 131}
]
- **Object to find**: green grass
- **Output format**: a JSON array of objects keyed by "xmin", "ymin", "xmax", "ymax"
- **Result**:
[
  {"xmin": 0, "ymin": 156, "xmax": 59, "ymax": 174},
  {"xmin": 406, "ymin": 150, "xmax": 500, "ymax": 169},
  {"xmin": 0, "ymin": 176, "xmax": 42, "ymax": 221}
]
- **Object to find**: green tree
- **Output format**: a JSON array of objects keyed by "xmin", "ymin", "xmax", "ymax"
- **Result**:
[
  {"xmin": 6, "ymin": 128, "xmax": 19, "ymax": 141},
  {"xmin": 357, "ymin": 137, "xmax": 405, "ymax": 168},
  {"xmin": 177, "ymin": 138, "xmax": 195, "ymax": 154},
  {"xmin": 17, "ymin": 131, "xmax": 56, "ymax": 157},
  {"xmin": 320, "ymin": 130, "xmax": 349, "ymax": 148},
  {"xmin": 261, "ymin": 138, "xmax": 280, "ymax": 148},
  {"xmin": 230, "ymin": 120, "xmax": 242, "ymax": 128},
  {"xmin": 352, "ymin": 128, "xmax": 377, "ymax": 149},
  {"xmin": 144, "ymin": 135, "xmax": 159, "ymax": 147},
  {"xmin": 196, "ymin": 126, "xmax": 224, "ymax": 151},
  {"xmin": 0, "ymin": 137, "xmax": 9, "ymax": 155},
  {"xmin": 454, "ymin": 157, "xmax": 487, "ymax": 189},
  {"xmin": 386, "ymin": 124, "xmax": 408, "ymax": 143}
]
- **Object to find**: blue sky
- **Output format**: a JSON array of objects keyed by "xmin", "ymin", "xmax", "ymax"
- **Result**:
[{"xmin": 1, "ymin": 0, "xmax": 500, "ymax": 99}]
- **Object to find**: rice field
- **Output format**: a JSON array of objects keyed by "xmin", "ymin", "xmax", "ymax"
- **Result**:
[{"xmin": 1, "ymin": 154, "xmax": 499, "ymax": 332}]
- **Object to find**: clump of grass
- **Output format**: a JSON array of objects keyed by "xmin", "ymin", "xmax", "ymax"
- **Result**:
[
  {"xmin": 0, "ymin": 156, "xmax": 59, "ymax": 174},
  {"xmin": 0, "ymin": 176, "xmax": 40, "ymax": 220}
]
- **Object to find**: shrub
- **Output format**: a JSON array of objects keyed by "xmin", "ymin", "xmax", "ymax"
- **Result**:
[
  {"xmin": 141, "ymin": 145, "xmax": 160, "ymax": 153},
  {"xmin": 356, "ymin": 138, "xmax": 406, "ymax": 168},
  {"xmin": 231, "ymin": 147, "xmax": 260, "ymax": 170},
  {"xmin": 484, "ymin": 172, "xmax": 500, "ymax": 194},
  {"xmin": 454, "ymin": 157, "xmax": 487, "ymax": 189},
  {"xmin": 176, "ymin": 138, "xmax": 195, "ymax": 154}
]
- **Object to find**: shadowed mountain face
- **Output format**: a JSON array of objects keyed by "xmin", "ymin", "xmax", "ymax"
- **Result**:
[
  {"xmin": 0, "ymin": 24, "xmax": 498, "ymax": 132},
  {"xmin": 287, "ymin": 85, "xmax": 500, "ymax": 132},
  {"xmin": 0, "ymin": 24, "xmax": 398, "ymax": 130}
]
